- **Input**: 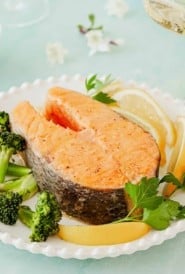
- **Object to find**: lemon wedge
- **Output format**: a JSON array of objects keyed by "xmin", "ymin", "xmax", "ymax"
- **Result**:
[
  {"xmin": 163, "ymin": 116, "xmax": 185, "ymax": 196},
  {"xmin": 58, "ymin": 222, "xmax": 151, "ymax": 245},
  {"xmin": 111, "ymin": 88, "xmax": 176, "ymax": 166}
]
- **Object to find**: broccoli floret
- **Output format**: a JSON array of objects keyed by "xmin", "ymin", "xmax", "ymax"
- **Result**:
[
  {"xmin": 7, "ymin": 162, "xmax": 31, "ymax": 177},
  {"xmin": 0, "ymin": 131, "xmax": 26, "ymax": 183},
  {"xmin": 0, "ymin": 174, "xmax": 38, "ymax": 225},
  {"xmin": 0, "ymin": 111, "xmax": 10, "ymax": 132},
  {"xmin": 0, "ymin": 173, "xmax": 38, "ymax": 201},
  {"xmin": 19, "ymin": 191, "xmax": 62, "ymax": 242},
  {"xmin": 0, "ymin": 192, "xmax": 22, "ymax": 225}
]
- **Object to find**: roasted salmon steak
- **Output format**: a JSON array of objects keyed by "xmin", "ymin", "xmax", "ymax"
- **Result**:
[{"xmin": 11, "ymin": 87, "xmax": 160, "ymax": 224}]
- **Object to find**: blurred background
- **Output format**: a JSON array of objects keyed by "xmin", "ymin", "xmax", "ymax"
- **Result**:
[{"xmin": 0, "ymin": 0, "xmax": 184, "ymax": 99}]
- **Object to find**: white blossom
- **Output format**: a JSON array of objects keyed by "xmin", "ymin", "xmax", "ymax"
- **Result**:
[
  {"xmin": 85, "ymin": 30, "xmax": 111, "ymax": 56},
  {"xmin": 105, "ymin": 0, "xmax": 129, "ymax": 18},
  {"xmin": 85, "ymin": 30, "xmax": 124, "ymax": 56},
  {"xmin": 46, "ymin": 42, "xmax": 68, "ymax": 64},
  {"xmin": 85, "ymin": 30, "xmax": 110, "ymax": 55}
]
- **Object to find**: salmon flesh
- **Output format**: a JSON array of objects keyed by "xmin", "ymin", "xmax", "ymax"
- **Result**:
[{"xmin": 11, "ymin": 87, "xmax": 160, "ymax": 224}]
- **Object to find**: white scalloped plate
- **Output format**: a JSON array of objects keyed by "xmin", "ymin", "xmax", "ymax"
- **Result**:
[{"xmin": 0, "ymin": 75, "xmax": 185, "ymax": 260}]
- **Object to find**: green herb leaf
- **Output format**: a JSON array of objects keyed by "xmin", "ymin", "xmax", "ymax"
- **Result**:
[
  {"xmin": 94, "ymin": 79, "xmax": 104, "ymax": 91},
  {"xmin": 94, "ymin": 75, "xmax": 113, "ymax": 92},
  {"xmin": 85, "ymin": 74, "xmax": 114, "ymax": 93},
  {"xmin": 88, "ymin": 14, "xmax": 95, "ymax": 27},
  {"xmin": 85, "ymin": 74, "xmax": 97, "ymax": 91},
  {"xmin": 125, "ymin": 177, "xmax": 163, "ymax": 210},
  {"xmin": 115, "ymin": 172, "xmax": 185, "ymax": 229},
  {"xmin": 94, "ymin": 26, "xmax": 103, "ymax": 31},
  {"xmin": 160, "ymin": 172, "xmax": 185, "ymax": 189},
  {"xmin": 177, "ymin": 206, "xmax": 185, "ymax": 219},
  {"xmin": 77, "ymin": 14, "xmax": 103, "ymax": 34},
  {"xmin": 143, "ymin": 199, "xmax": 180, "ymax": 230},
  {"xmin": 77, "ymin": 24, "xmax": 83, "ymax": 30},
  {"xmin": 182, "ymin": 173, "xmax": 185, "ymax": 185},
  {"xmin": 92, "ymin": 92, "xmax": 116, "ymax": 104},
  {"xmin": 85, "ymin": 74, "xmax": 117, "ymax": 104}
]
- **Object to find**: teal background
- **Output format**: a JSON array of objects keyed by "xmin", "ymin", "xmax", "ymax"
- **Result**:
[
  {"xmin": 0, "ymin": 0, "xmax": 185, "ymax": 99},
  {"xmin": 0, "ymin": 0, "xmax": 185, "ymax": 273}
]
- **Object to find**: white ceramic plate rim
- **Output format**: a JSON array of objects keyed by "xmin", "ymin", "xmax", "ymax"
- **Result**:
[{"xmin": 0, "ymin": 74, "xmax": 185, "ymax": 260}]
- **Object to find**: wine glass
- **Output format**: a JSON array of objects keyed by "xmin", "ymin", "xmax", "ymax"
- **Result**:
[
  {"xmin": 144, "ymin": 0, "xmax": 185, "ymax": 34},
  {"xmin": 0, "ymin": 0, "xmax": 49, "ymax": 28}
]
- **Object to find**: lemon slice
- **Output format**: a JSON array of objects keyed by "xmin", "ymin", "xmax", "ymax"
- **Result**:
[
  {"xmin": 58, "ymin": 222, "xmax": 151, "ymax": 246},
  {"xmin": 163, "ymin": 116, "xmax": 185, "ymax": 196},
  {"xmin": 111, "ymin": 88, "xmax": 176, "ymax": 166}
]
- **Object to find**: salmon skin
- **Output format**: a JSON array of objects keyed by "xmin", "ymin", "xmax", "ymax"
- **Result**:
[{"xmin": 11, "ymin": 87, "xmax": 160, "ymax": 224}]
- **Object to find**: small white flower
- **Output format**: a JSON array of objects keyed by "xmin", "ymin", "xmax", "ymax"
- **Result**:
[
  {"xmin": 85, "ymin": 30, "xmax": 110, "ymax": 56},
  {"xmin": 105, "ymin": 0, "xmax": 129, "ymax": 18},
  {"xmin": 46, "ymin": 42, "xmax": 68, "ymax": 64},
  {"xmin": 85, "ymin": 30, "xmax": 124, "ymax": 55}
]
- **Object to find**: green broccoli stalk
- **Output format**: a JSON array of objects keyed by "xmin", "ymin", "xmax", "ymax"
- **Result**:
[
  {"xmin": 0, "ymin": 131, "xmax": 26, "ymax": 183},
  {"xmin": 19, "ymin": 191, "xmax": 62, "ymax": 242},
  {"xmin": 0, "ymin": 192, "xmax": 22, "ymax": 225},
  {"xmin": 7, "ymin": 162, "xmax": 31, "ymax": 177},
  {"xmin": 0, "ymin": 111, "xmax": 10, "ymax": 132},
  {"xmin": 0, "ymin": 173, "xmax": 38, "ymax": 201}
]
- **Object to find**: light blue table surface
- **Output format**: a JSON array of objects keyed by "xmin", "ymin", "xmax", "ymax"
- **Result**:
[{"xmin": 0, "ymin": 1, "xmax": 185, "ymax": 273}]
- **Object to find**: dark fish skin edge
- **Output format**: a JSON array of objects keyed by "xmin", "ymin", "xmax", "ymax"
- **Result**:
[{"xmin": 26, "ymin": 146, "xmax": 128, "ymax": 225}]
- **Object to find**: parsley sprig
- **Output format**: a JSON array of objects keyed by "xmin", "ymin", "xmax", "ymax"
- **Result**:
[
  {"xmin": 85, "ymin": 74, "xmax": 117, "ymax": 104},
  {"xmin": 115, "ymin": 173, "xmax": 185, "ymax": 230},
  {"xmin": 77, "ymin": 14, "xmax": 103, "ymax": 34}
]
